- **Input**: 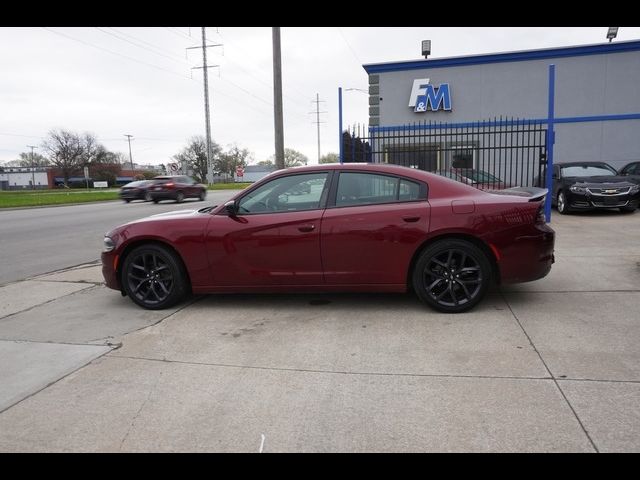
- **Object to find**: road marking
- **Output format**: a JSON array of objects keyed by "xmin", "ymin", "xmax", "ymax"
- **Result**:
[{"xmin": 259, "ymin": 433, "xmax": 266, "ymax": 453}]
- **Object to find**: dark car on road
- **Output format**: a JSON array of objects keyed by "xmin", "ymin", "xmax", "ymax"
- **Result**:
[
  {"xmin": 119, "ymin": 180, "xmax": 156, "ymax": 203},
  {"xmin": 540, "ymin": 162, "xmax": 640, "ymax": 214},
  {"xmin": 619, "ymin": 161, "xmax": 640, "ymax": 185},
  {"xmin": 148, "ymin": 175, "xmax": 207, "ymax": 203},
  {"xmin": 102, "ymin": 163, "xmax": 555, "ymax": 314}
]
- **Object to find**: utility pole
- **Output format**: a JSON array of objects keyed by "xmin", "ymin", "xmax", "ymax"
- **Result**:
[
  {"xmin": 27, "ymin": 145, "xmax": 37, "ymax": 189},
  {"xmin": 124, "ymin": 134, "xmax": 134, "ymax": 173},
  {"xmin": 187, "ymin": 28, "xmax": 222, "ymax": 184},
  {"xmin": 309, "ymin": 93, "xmax": 327, "ymax": 163},
  {"xmin": 272, "ymin": 27, "xmax": 285, "ymax": 170}
]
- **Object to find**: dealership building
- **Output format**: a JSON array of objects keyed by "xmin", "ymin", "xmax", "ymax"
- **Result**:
[{"xmin": 358, "ymin": 40, "xmax": 640, "ymax": 182}]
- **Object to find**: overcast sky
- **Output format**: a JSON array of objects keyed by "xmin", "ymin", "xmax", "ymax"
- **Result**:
[{"xmin": 1, "ymin": 26, "xmax": 639, "ymax": 166}]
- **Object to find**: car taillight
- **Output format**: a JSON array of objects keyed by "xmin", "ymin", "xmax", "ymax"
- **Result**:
[{"xmin": 165, "ymin": 182, "xmax": 174, "ymax": 188}]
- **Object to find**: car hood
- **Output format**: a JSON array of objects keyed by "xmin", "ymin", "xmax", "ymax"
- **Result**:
[{"xmin": 563, "ymin": 176, "xmax": 636, "ymax": 187}]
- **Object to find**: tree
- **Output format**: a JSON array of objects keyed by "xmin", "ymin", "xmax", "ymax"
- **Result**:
[
  {"xmin": 319, "ymin": 152, "xmax": 339, "ymax": 164},
  {"xmin": 17, "ymin": 152, "xmax": 50, "ymax": 167},
  {"xmin": 266, "ymin": 148, "xmax": 309, "ymax": 168},
  {"xmin": 216, "ymin": 144, "xmax": 253, "ymax": 178},
  {"xmin": 173, "ymin": 136, "xmax": 221, "ymax": 183},
  {"xmin": 41, "ymin": 129, "xmax": 102, "ymax": 186},
  {"xmin": 257, "ymin": 159, "xmax": 274, "ymax": 167},
  {"xmin": 342, "ymin": 131, "xmax": 372, "ymax": 163}
]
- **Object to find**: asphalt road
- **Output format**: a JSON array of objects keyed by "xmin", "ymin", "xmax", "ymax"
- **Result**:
[{"xmin": 0, "ymin": 191, "xmax": 240, "ymax": 286}]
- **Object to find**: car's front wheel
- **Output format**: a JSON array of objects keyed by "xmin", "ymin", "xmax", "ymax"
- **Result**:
[
  {"xmin": 412, "ymin": 239, "xmax": 491, "ymax": 313},
  {"xmin": 176, "ymin": 191, "xmax": 184, "ymax": 203},
  {"xmin": 557, "ymin": 191, "xmax": 570, "ymax": 214},
  {"xmin": 121, "ymin": 244, "xmax": 188, "ymax": 309},
  {"xmin": 199, "ymin": 189, "xmax": 206, "ymax": 201},
  {"xmin": 144, "ymin": 191, "xmax": 152, "ymax": 202}
]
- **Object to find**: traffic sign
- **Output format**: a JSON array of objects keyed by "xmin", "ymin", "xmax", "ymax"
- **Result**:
[{"xmin": 236, "ymin": 166, "xmax": 244, "ymax": 177}]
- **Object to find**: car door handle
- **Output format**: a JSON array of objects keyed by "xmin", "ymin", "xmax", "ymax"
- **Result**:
[
  {"xmin": 402, "ymin": 216, "xmax": 420, "ymax": 223},
  {"xmin": 298, "ymin": 224, "xmax": 315, "ymax": 232}
]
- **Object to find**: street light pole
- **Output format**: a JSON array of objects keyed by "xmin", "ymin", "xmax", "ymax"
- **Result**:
[
  {"xmin": 338, "ymin": 88, "xmax": 368, "ymax": 164},
  {"xmin": 124, "ymin": 134, "xmax": 134, "ymax": 176},
  {"xmin": 27, "ymin": 145, "xmax": 37, "ymax": 189}
]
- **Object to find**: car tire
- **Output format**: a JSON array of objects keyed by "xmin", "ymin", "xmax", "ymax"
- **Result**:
[
  {"xmin": 412, "ymin": 239, "xmax": 492, "ymax": 313},
  {"xmin": 557, "ymin": 191, "xmax": 570, "ymax": 214},
  {"xmin": 153, "ymin": 199, "xmax": 159, "ymax": 204},
  {"xmin": 121, "ymin": 244, "xmax": 188, "ymax": 310},
  {"xmin": 199, "ymin": 190, "xmax": 206, "ymax": 201},
  {"xmin": 620, "ymin": 205, "xmax": 637, "ymax": 213},
  {"xmin": 144, "ymin": 192, "xmax": 152, "ymax": 202},
  {"xmin": 176, "ymin": 191, "xmax": 184, "ymax": 203},
  {"xmin": 124, "ymin": 199, "xmax": 130, "ymax": 203}
]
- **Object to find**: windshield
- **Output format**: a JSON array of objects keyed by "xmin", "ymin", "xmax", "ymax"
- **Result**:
[{"xmin": 561, "ymin": 165, "xmax": 616, "ymax": 177}]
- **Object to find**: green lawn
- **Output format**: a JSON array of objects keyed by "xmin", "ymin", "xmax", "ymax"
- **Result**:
[
  {"xmin": 207, "ymin": 183, "xmax": 251, "ymax": 190},
  {"xmin": 0, "ymin": 189, "xmax": 120, "ymax": 208}
]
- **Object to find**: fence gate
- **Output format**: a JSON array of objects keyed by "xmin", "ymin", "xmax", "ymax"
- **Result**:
[{"xmin": 342, "ymin": 118, "xmax": 548, "ymax": 190}]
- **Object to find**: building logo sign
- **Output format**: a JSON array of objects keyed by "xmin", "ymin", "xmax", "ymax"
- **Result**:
[{"xmin": 408, "ymin": 78, "xmax": 452, "ymax": 113}]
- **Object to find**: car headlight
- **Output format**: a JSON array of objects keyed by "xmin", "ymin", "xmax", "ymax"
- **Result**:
[
  {"xmin": 570, "ymin": 184, "xmax": 587, "ymax": 194},
  {"xmin": 103, "ymin": 236, "xmax": 115, "ymax": 253}
]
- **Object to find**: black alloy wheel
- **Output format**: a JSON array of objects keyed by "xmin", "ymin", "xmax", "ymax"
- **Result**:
[
  {"xmin": 122, "ymin": 244, "xmax": 188, "ymax": 309},
  {"xmin": 176, "ymin": 191, "xmax": 185, "ymax": 203},
  {"xmin": 199, "ymin": 189, "xmax": 206, "ymax": 201},
  {"xmin": 144, "ymin": 191, "xmax": 152, "ymax": 202},
  {"xmin": 413, "ymin": 239, "xmax": 491, "ymax": 313}
]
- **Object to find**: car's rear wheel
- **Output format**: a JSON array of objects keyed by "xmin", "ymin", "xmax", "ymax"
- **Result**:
[
  {"xmin": 412, "ymin": 239, "xmax": 491, "ymax": 313},
  {"xmin": 176, "ymin": 191, "xmax": 184, "ymax": 203},
  {"xmin": 144, "ymin": 191, "xmax": 152, "ymax": 202},
  {"xmin": 199, "ymin": 189, "xmax": 206, "ymax": 201},
  {"xmin": 557, "ymin": 191, "xmax": 570, "ymax": 214},
  {"xmin": 121, "ymin": 244, "xmax": 188, "ymax": 310}
]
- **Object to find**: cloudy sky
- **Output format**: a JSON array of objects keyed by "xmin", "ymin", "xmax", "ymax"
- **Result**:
[{"xmin": 1, "ymin": 26, "xmax": 639, "ymax": 166}]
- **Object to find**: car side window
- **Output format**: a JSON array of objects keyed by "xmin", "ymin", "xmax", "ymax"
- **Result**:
[
  {"xmin": 237, "ymin": 172, "xmax": 328, "ymax": 214},
  {"xmin": 335, "ymin": 172, "xmax": 423, "ymax": 207}
]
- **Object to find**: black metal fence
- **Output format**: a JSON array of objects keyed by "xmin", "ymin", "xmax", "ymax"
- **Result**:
[{"xmin": 342, "ymin": 118, "xmax": 548, "ymax": 190}]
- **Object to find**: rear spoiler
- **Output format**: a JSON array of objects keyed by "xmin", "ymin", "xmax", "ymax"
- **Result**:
[{"xmin": 487, "ymin": 186, "xmax": 548, "ymax": 202}]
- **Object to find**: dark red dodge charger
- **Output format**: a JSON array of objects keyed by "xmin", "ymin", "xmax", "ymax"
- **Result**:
[{"xmin": 102, "ymin": 164, "xmax": 555, "ymax": 313}]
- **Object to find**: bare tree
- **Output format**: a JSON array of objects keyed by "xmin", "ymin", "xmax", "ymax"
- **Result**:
[
  {"xmin": 266, "ymin": 148, "xmax": 309, "ymax": 168},
  {"xmin": 17, "ymin": 152, "xmax": 50, "ymax": 167},
  {"xmin": 41, "ymin": 129, "xmax": 84, "ymax": 186},
  {"xmin": 319, "ymin": 152, "xmax": 339, "ymax": 164},
  {"xmin": 173, "ymin": 136, "xmax": 221, "ymax": 183},
  {"xmin": 41, "ymin": 129, "xmax": 101, "ymax": 186},
  {"xmin": 216, "ymin": 144, "xmax": 253, "ymax": 179}
]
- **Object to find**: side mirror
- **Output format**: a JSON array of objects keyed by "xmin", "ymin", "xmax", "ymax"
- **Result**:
[{"xmin": 224, "ymin": 200, "xmax": 238, "ymax": 216}]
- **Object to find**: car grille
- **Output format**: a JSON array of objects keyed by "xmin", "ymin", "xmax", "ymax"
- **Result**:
[
  {"xmin": 587, "ymin": 186, "xmax": 631, "ymax": 195},
  {"xmin": 592, "ymin": 200, "xmax": 628, "ymax": 208}
]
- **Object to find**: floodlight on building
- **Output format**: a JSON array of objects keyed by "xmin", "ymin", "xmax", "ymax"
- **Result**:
[
  {"xmin": 422, "ymin": 40, "xmax": 431, "ymax": 59},
  {"xmin": 607, "ymin": 27, "xmax": 619, "ymax": 42}
]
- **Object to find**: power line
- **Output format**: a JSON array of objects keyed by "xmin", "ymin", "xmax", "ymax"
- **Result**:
[
  {"xmin": 309, "ymin": 93, "xmax": 328, "ymax": 162},
  {"xmin": 218, "ymin": 28, "xmax": 311, "ymax": 103},
  {"xmin": 95, "ymin": 27, "xmax": 191, "ymax": 66},
  {"xmin": 336, "ymin": 27, "xmax": 363, "ymax": 65},
  {"xmin": 42, "ymin": 27, "xmax": 195, "ymax": 82}
]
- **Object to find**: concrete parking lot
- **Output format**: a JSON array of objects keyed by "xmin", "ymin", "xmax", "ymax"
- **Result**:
[{"xmin": 0, "ymin": 210, "xmax": 638, "ymax": 452}]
